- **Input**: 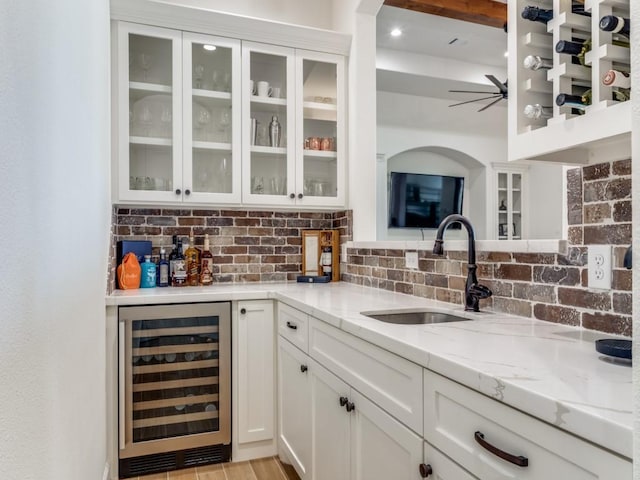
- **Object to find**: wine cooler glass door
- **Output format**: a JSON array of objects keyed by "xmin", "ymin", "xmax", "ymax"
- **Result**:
[{"xmin": 119, "ymin": 302, "xmax": 230, "ymax": 459}]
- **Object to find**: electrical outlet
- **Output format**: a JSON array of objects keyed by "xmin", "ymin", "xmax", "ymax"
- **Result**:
[
  {"xmin": 588, "ymin": 245, "xmax": 611, "ymax": 290},
  {"xmin": 405, "ymin": 251, "xmax": 419, "ymax": 269}
]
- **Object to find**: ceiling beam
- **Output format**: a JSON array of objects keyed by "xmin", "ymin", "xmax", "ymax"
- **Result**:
[{"xmin": 383, "ymin": 0, "xmax": 507, "ymax": 29}]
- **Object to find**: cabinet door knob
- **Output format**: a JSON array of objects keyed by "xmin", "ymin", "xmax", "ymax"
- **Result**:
[
  {"xmin": 419, "ymin": 463, "xmax": 433, "ymax": 478},
  {"xmin": 298, "ymin": 193, "xmax": 303, "ymax": 199},
  {"xmin": 474, "ymin": 431, "xmax": 528, "ymax": 467},
  {"xmin": 300, "ymin": 364, "xmax": 308, "ymax": 373},
  {"xmin": 185, "ymin": 189, "xmax": 191, "ymax": 195},
  {"xmin": 339, "ymin": 396, "xmax": 348, "ymax": 407},
  {"xmin": 240, "ymin": 308, "xmax": 246, "ymax": 314},
  {"xmin": 345, "ymin": 401, "xmax": 355, "ymax": 412},
  {"xmin": 175, "ymin": 188, "xmax": 181, "ymax": 195},
  {"xmin": 286, "ymin": 321, "xmax": 298, "ymax": 330},
  {"xmin": 289, "ymin": 193, "xmax": 295, "ymax": 199}
]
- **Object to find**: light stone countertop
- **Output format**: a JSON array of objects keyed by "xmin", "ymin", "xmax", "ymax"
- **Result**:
[{"xmin": 107, "ymin": 281, "xmax": 632, "ymax": 459}]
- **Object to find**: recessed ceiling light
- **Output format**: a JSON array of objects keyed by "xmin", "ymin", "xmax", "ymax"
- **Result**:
[
  {"xmin": 203, "ymin": 44, "xmax": 217, "ymax": 51},
  {"xmin": 390, "ymin": 28, "xmax": 403, "ymax": 37}
]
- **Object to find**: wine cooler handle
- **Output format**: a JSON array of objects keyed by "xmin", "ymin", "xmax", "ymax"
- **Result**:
[
  {"xmin": 118, "ymin": 320, "xmax": 125, "ymax": 451},
  {"xmin": 474, "ymin": 431, "xmax": 529, "ymax": 467},
  {"xmin": 240, "ymin": 308, "xmax": 246, "ymax": 314},
  {"xmin": 286, "ymin": 321, "xmax": 298, "ymax": 330},
  {"xmin": 419, "ymin": 463, "xmax": 433, "ymax": 478}
]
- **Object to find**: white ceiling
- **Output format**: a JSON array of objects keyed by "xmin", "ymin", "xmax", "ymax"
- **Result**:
[{"xmin": 376, "ymin": 5, "xmax": 508, "ymax": 105}]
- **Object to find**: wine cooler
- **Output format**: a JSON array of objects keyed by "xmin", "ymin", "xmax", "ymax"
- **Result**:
[{"xmin": 118, "ymin": 302, "xmax": 231, "ymax": 478}]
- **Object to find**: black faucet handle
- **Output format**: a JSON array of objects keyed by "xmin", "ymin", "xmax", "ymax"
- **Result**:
[
  {"xmin": 469, "ymin": 283, "xmax": 492, "ymax": 299},
  {"xmin": 432, "ymin": 239, "xmax": 444, "ymax": 255}
]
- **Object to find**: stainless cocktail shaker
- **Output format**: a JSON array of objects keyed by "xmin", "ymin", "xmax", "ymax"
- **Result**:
[{"xmin": 269, "ymin": 115, "xmax": 281, "ymax": 147}]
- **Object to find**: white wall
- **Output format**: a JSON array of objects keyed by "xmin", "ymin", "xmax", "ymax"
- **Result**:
[
  {"xmin": 160, "ymin": 0, "xmax": 335, "ymax": 30},
  {"xmin": 0, "ymin": 1, "xmax": 111, "ymax": 478}
]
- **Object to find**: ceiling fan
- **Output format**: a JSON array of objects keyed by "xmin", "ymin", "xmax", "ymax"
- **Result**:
[{"xmin": 448, "ymin": 75, "xmax": 508, "ymax": 112}]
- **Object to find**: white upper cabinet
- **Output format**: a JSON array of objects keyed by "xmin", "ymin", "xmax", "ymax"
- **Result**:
[
  {"xmin": 508, "ymin": 0, "xmax": 631, "ymax": 163},
  {"xmin": 242, "ymin": 45, "xmax": 346, "ymax": 207},
  {"xmin": 113, "ymin": 21, "xmax": 346, "ymax": 208}
]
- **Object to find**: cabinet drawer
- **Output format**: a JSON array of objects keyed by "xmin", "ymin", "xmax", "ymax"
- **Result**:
[
  {"xmin": 309, "ymin": 317, "xmax": 423, "ymax": 434},
  {"xmin": 277, "ymin": 303, "xmax": 309, "ymax": 353},
  {"xmin": 423, "ymin": 370, "xmax": 631, "ymax": 480}
]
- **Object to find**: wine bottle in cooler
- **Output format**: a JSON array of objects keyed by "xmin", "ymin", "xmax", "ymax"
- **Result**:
[
  {"xmin": 556, "ymin": 92, "xmax": 590, "ymax": 111},
  {"xmin": 555, "ymin": 39, "xmax": 591, "ymax": 66},
  {"xmin": 600, "ymin": 15, "xmax": 630, "ymax": 38}
]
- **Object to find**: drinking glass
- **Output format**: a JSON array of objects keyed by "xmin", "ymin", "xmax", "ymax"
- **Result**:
[
  {"xmin": 196, "ymin": 109, "xmax": 211, "ymax": 141},
  {"xmin": 194, "ymin": 64, "xmax": 204, "ymax": 89},
  {"xmin": 138, "ymin": 53, "xmax": 151, "ymax": 81},
  {"xmin": 218, "ymin": 107, "xmax": 231, "ymax": 143},
  {"xmin": 139, "ymin": 106, "xmax": 153, "ymax": 136},
  {"xmin": 160, "ymin": 105, "xmax": 172, "ymax": 138}
]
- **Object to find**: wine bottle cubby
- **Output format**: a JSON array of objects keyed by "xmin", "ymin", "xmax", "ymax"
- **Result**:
[{"xmin": 508, "ymin": 0, "xmax": 632, "ymax": 163}]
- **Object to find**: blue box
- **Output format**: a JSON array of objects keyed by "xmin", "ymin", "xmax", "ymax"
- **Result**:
[{"xmin": 117, "ymin": 240, "xmax": 152, "ymax": 265}]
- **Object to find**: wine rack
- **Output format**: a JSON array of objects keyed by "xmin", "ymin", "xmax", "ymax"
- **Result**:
[
  {"xmin": 118, "ymin": 302, "xmax": 231, "ymax": 462},
  {"xmin": 508, "ymin": 0, "xmax": 631, "ymax": 163}
]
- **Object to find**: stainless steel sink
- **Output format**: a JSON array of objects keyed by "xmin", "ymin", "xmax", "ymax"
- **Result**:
[{"xmin": 360, "ymin": 309, "xmax": 471, "ymax": 325}]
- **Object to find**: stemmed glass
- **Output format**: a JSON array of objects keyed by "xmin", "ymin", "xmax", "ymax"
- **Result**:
[
  {"xmin": 196, "ymin": 108, "xmax": 211, "ymax": 141},
  {"xmin": 218, "ymin": 107, "xmax": 231, "ymax": 143},
  {"xmin": 138, "ymin": 53, "xmax": 151, "ymax": 82},
  {"xmin": 160, "ymin": 105, "xmax": 172, "ymax": 138},
  {"xmin": 139, "ymin": 106, "xmax": 153, "ymax": 137},
  {"xmin": 194, "ymin": 64, "xmax": 204, "ymax": 89}
]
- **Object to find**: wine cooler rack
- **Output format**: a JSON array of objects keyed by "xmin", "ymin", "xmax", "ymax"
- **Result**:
[
  {"xmin": 508, "ymin": 0, "xmax": 631, "ymax": 163},
  {"xmin": 118, "ymin": 302, "xmax": 231, "ymax": 469}
]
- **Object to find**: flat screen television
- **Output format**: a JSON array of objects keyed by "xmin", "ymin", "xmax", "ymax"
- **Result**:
[{"xmin": 388, "ymin": 172, "xmax": 464, "ymax": 229}]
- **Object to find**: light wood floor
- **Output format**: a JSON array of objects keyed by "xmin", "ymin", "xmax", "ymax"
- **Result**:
[{"xmin": 136, "ymin": 457, "xmax": 300, "ymax": 480}]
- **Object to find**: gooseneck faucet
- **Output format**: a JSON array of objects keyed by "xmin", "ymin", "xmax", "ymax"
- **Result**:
[{"xmin": 432, "ymin": 214, "xmax": 492, "ymax": 312}]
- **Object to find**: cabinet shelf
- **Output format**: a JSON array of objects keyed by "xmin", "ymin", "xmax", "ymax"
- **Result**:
[
  {"xmin": 303, "ymin": 149, "xmax": 337, "ymax": 159},
  {"xmin": 250, "ymin": 96, "xmax": 287, "ymax": 107},
  {"xmin": 129, "ymin": 136, "xmax": 172, "ymax": 146},
  {"xmin": 251, "ymin": 145, "xmax": 287, "ymax": 155},
  {"xmin": 192, "ymin": 88, "xmax": 232, "ymax": 100},
  {"xmin": 193, "ymin": 141, "xmax": 232, "ymax": 151},
  {"xmin": 130, "ymin": 81, "xmax": 172, "ymax": 94}
]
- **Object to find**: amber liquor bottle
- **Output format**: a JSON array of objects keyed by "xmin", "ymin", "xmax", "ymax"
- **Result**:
[
  {"xmin": 200, "ymin": 234, "xmax": 214, "ymax": 286},
  {"xmin": 185, "ymin": 235, "xmax": 201, "ymax": 286}
]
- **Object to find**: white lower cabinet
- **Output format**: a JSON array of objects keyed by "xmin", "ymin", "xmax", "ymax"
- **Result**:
[
  {"xmin": 423, "ymin": 369, "xmax": 631, "ymax": 479},
  {"xmin": 233, "ymin": 300, "xmax": 276, "ymax": 461},
  {"xmin": 278, "ymin": 337, "xmax": 312, "ymax": 478}
]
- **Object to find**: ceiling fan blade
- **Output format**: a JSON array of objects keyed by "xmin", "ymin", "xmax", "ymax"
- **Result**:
[
  {"xmin": 448, "ymin": 90, "xmax": 499, "ymax": 94},
  {"xmin": 448, "ymin": 95, "xmax": 501, "ymax": 108},
  {"xmin": 477, "ymin": 96, "xmax": 504, "ymax": 112},
  {"xmin": 485, "ymin": 74, "xmax": 508, "ymax": 94}
]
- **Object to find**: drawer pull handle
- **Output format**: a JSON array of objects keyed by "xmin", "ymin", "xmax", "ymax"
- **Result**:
[
  {"xmin": 474, "ymin": 431, "xmax": 529, "ymax": 467},
  {"xmin": 339, "ymin": 396, "xmax": 348, "ymax": 407},
  {"xmin": 286, "ymin": 321, "xmax": 298, "ymax": 330},
  {"xmin": 300, "ymin": 364, "xmax": 308, "ymax": 373},
  {"xmin": 419, "ymin": 463, "xmax": 433, "ymax": 478},
  {"xmin": 345, "ymin": 401, "xmax": 355, "ymax": 412}
]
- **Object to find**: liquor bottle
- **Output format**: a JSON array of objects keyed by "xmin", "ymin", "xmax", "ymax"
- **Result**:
[
  {"xmin": 603, "ymin": 69, "xmax": 631, "ymax": 102},
  {"xmin": 321, "ymin": 246, "xmax": 333, "ymax": 278},
  {"xmin": 140, "ymin": 255, "xmax": 157, "ymax": 288},
  {"xmin": 523, "ymin": 55, "xmax": 553, "ymax": 71},
  {"xmin": 269, "ymin": 115, "xmax": 281, "ymax": 147},
  {"xmin": 158, "ymin": 248, "xmax": 170, "ymax": 287},
  {"xmin": 168, "ymin": 235, "xmax": 179, "ymax": 281},
  {"xmin": 171, "ymin": 238, "xmax": 187, "ymax": 286},
  {"xmin": 600, "ymin": 15, "xmax": 630, "ymax": 38},
  {"xmin": 200, "ymin": 234, "xmax": 214, "ymax": 286},
  {"xmin": 523, "ymin": 104, "xmax": 553, "ymax": 120},
  {"xmin": 185, "ymin": 235, "xmax": 200, "ymax": 286},
  {"xmin": 556, "ymin": 92, "xmax": 590, "ymax": 111}
]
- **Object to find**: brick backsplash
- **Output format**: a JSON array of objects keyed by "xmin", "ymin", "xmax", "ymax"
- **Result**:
[
  {"xmin": 342, "ymin": 159, "xmax": 632, "ymax": 336},
  {"xmin": 108, "ymin": 208, "xmax": 352, "ymax": 292}
]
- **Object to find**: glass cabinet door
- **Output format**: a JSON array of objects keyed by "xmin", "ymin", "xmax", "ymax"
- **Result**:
[
  {"xmin": 182, "ymin": 33, "xmax": 241, "ymax": 203},
  {"xmin": 117, "ymin": 23, "xmax": 182, "ymax": 202},
  {"xmin": 241, "ymin": 43, "xmax": 295, "ymax": 204},
  {"xmin": 496, "ymin": 171, "xmax": 524, "ymax": 240},
  {"xmin": 296, "ymin": 51, "xmax": 345, "ymax": 207}
]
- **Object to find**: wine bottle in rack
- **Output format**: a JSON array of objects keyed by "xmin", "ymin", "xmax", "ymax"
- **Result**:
[
  {"xmin": 523, "ymin": 104, "xmax": 553, "ymax": 120},
  {"xmin": 555, "ymin": 39, "xmax": 591, "ymax": 66},
  {"xmin": 523, "ymin": 55, "xmax": 553, "ymax": 71},
  {"xmin": 556, "ymin": 92, "xmax": 591, "ymax": 111},
  {"xmin": 600, "ymin": 15, "xmax": 630, "ymax": 38},
  {"xmin": 602, "ymin": 69, "xmax": 631, "ymax": 102},
  {"xmin": 521, "ymin": 3, "xmax": 590, "ymax": 23}
]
